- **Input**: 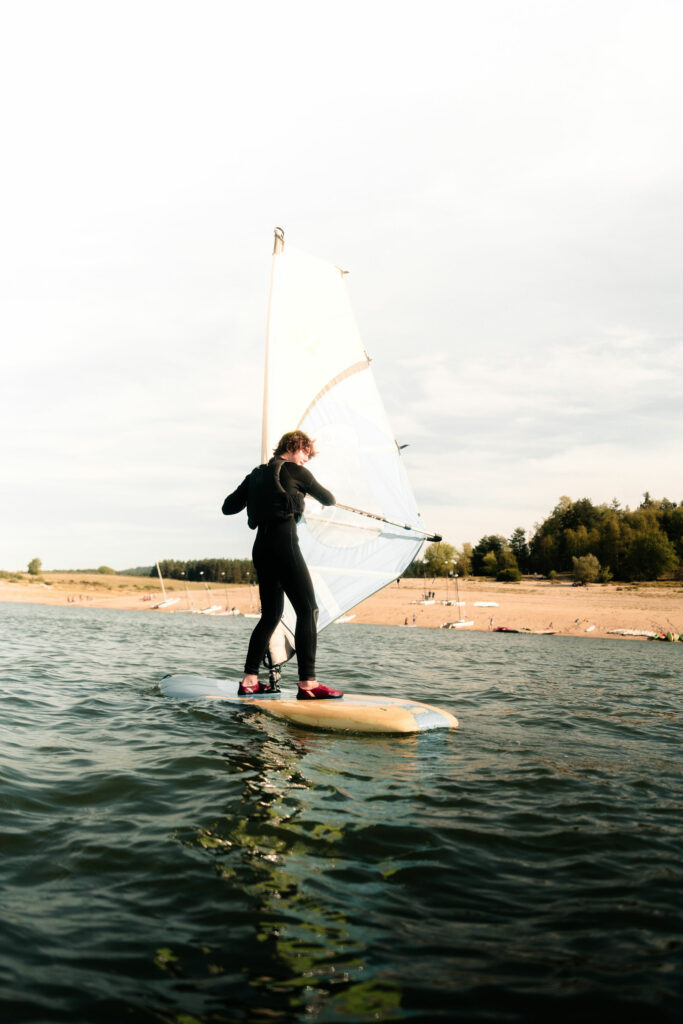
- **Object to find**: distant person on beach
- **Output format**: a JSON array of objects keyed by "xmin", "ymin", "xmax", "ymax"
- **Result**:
[{"xmin": 222, "ymin": 430, "xmax": 343, "ymax": 701}]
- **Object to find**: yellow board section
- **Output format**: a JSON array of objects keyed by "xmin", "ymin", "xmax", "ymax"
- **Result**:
[{"xmin": 232, "ymin": 694, "xmax": 459, "ymax": 734}]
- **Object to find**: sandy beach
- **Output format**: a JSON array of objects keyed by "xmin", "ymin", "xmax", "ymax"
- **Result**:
[{"xmin": 2, "ymin": 573, "xmax": 682, "ymax": 640}]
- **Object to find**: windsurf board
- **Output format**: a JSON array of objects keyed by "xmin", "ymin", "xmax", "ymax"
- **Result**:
[{"xmin": 159, "ymin": 673, "xmax": 458, "ymax": 734}]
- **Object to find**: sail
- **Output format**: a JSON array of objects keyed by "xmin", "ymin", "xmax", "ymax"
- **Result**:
[{"xmin": 263, "ymin": 230, "xmax": 429, "ymax": 659}]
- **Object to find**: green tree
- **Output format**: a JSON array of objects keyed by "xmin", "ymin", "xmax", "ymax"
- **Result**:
[
  {"xmin": 531, "ymin": 533, "xmax": 558, "ymax": 577},
  {"xmin": 621, "ymin": 529, "xmax": 678, "ymax": 581},
  {"xmin": 498, "ymin": 545, "xmax": 519, "ymax": 570},
  {"xmin": 422, "ymin": 542, "xmax": 457, "ymax": 577},
  {"xmin": 572, "ymin": 553, "xmax": 601, "ymax": 583},
  {"xmin": 27, "ymin": 558, "xmax": 42, "ymax": 575},
  {"xmin": 508, "ymin": 527, "xmax": 530, "ymax": 573},
  {"xmin": 453, "ymin": 542, "xmax": 473, "ymax": 577},
  {"xmin": 495, "ymin": 545, "xmax": 520, "ymax": 580},
  {"xmin": 481, "ymin": 551, "xmax": 499, "ymax": 576},
  {"xmin": 529, "ymin": 496, "xmax": 602, "ymax": 573},
  {"xmin": 471, "ymin": 535, "xmax": 506, "ymax": 575},
  {"xmin": 652, "ymin": 500, "xmax": 683, "ymax": 559},
  {"xmin": 596, "ymin": 510, "xmax": 623, "ymax": 577}
]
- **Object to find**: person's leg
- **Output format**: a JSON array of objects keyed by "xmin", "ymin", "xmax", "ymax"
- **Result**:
[
  {"xmin": 240, "ymin": 532, "xmax": 284, "ymax": 693},
  {"xmin": 278, "ymin": 523, "xmax": 342, "ymax": 699},
  {"xmin": 277, "ymin": 524, "xmax": 317, "ymax": 680}
]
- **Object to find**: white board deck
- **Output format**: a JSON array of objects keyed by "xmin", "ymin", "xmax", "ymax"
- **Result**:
[{"xmin": 159, "ymin": 674, "xmax": 458, "ymax": 734}]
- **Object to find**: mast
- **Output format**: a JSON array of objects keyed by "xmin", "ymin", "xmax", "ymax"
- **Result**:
[
  {"xmin": 452, "ymin": 573, "xmax": 473, "ymax": 628},
  {"xmin": 262, "ymin": 227, "xmax": 285, "ymax": 464},
  {"xmin": 182, "ymin": 573, "xmax": 194, "ymax": 610},
  {"xmin": 155, "ymin": 561, "xmax": 167, "ymax": 601}
]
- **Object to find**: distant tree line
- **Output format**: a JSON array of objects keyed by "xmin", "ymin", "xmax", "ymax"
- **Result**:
[
  {"xmin": 527, "ymin": 494, "xmax": 681, "ymax": 582},
  {"xmin": 154, "ymin": 558, "xmax": 255, "ymax": 583},
  {"xmin": 407, "ymin": 494, "xmax": 683, "ymax": 583}
]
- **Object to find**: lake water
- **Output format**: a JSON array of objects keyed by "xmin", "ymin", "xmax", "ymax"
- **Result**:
[{"xmin": 1, "ymin": 601, "xmax": 681, "ymax": 1023}]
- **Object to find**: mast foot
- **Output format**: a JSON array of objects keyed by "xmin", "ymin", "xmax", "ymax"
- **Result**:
[{"xmin": 264, "ymin": 653, "xmax": 282, "ymax": 692}]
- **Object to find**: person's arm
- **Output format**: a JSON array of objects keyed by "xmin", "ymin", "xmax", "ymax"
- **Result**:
[
  {"xmin": 296, "ymin": 465, "xmax": 335, "ymax": 506},
  {"xmin": 222, "ymin": 475, "xmax": 249, "ymax": 515}
]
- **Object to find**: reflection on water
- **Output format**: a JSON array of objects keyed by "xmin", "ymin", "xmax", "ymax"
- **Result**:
[
  {"xmin": 175, "ymin": 723, "xmax": 416, "ymax": 1020},
  {"xmin": 0, "ymin": 603, "xmax": 682, "ymax": 1022}
]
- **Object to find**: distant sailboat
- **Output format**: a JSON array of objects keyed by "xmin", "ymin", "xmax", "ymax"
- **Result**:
[
  {"xmin": 243, "ymin": 575, "xmax": 260, "ymax": 618},
  {"xmin": 442, "ymin": 574, "xmax": 473, "ymax": 628},
  {"xmin": 261, "ymin": 228, "xmax": 440, "ymax": 681},
  {"xmin": 153, "ymin": 562, "xmax": 180, "ymax": 609},
  {"xmin": 181, "ymin": 575, "xmax": 195, "ymax": 612},
  {"xmin": 197, "ymin": 581, "xmax": 222, "ymax": 614}
]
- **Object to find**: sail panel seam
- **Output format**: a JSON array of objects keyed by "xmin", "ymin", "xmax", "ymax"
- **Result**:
[{"xmin": 296, "ymin": 359, "xmax": 370, "ymax": 428}]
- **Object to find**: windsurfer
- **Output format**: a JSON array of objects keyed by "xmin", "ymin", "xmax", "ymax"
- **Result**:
[{"xmin": 222, "ymin": 430, "xmax": 344, "ymax": 700}]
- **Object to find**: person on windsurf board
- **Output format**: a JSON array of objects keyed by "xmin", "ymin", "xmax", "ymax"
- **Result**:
[{"xmin": 222, "ymin": 430, "xmax": 344, "ymax": 700}]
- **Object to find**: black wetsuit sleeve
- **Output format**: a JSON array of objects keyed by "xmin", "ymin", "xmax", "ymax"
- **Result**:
[
  {"xmin": 222, "ymin": 475, "xmax": 249, "ymax": 515},
  {"xmin": 291, "ymin": 465, "xmax": 335, "ymax": 505}
]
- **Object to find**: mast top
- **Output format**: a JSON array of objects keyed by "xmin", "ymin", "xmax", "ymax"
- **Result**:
[{"xmin": 273, "ymin": 227, "xmax": 285, "ymax": 254}]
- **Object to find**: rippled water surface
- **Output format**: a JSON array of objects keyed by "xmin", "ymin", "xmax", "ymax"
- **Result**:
[{"xmin": 1, "ymin": 601, "xmax": 682, "ymax": 1023}]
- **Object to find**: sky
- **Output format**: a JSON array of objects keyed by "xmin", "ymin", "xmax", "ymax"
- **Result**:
[{"xmin": 2, "ymin": 0, "xmax": 682, "ymax": 571}]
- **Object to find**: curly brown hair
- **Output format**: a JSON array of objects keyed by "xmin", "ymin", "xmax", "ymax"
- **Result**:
[{"xmin": 273, "ymin": 430, "xmax": 317, "ymax": 459}]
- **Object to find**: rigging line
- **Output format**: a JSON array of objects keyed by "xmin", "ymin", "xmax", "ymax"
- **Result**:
[{"xmin": 334, "ymin": 503, "xmax": 442, "ymax": 542}]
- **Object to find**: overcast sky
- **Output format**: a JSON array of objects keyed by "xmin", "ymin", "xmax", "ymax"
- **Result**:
[{"xmin": 2, "ymin": 0, "xmax": 682, "ymax": 570}]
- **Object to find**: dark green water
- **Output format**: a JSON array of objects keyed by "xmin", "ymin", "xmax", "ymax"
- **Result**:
[{"xmin": 1, "ymin": 602, "xmax": 681, "ymax": 1023}]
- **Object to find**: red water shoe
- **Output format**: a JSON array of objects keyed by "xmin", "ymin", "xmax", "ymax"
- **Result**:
[
  {"xmin": 238, "ymin": 682, "xmax": 259, "ymax": 695},
  {"xmin": 296, "ymin": 683, "xmax": 344, "ymax": 700},
  {"xmin": 238, "ymin": 680, "xmax": 281, "ymax": 696}
]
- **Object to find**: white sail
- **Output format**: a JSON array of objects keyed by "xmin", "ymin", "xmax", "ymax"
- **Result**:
[{"xmin": 263, "ymin": 230, "xmax": 431, "ymax": 660}]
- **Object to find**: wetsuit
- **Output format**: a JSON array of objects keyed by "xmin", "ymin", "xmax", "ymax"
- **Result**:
[{"xmin": 222, "ymin": 459, "xmax": 335, "ymax": 680}]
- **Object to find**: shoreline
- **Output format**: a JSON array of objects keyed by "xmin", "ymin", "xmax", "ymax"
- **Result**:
[{"xmin": 2, "ymin": 574, "xmax": 682, "ymax": 640}]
